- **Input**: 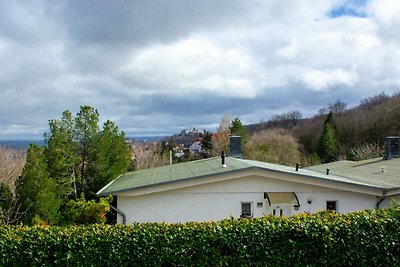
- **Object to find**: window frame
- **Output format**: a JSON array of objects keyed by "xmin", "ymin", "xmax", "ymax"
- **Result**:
[{"xmin": 240, "ymin": 202, "xmax": 253, "ymax": 218}]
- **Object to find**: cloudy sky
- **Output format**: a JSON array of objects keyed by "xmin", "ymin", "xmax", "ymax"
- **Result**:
[{"xmin": 0, "ymin": 0, "xmax": 399, "ymax": 139}]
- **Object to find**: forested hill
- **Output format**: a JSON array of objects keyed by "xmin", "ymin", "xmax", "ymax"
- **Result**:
[{"xmin": 245, "ymin": 92, "xmax": 400, "ymax": 159}]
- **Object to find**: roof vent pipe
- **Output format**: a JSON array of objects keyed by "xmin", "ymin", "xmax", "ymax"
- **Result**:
[
  {"xmin": 295, "ymin": 163, "xmax": 299, "ymax": 172},
  {"xmin": 221, "ymin": 151, "xmax": 226, "ymax": 168},
  {"xmin": 326, "ymin": 169, "xmax": 330, "ymax": 175}
]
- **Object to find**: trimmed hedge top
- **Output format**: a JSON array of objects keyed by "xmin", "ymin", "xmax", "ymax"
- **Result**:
[{"xmin": 1, "ymin": 205, "xmax": 400, "ymax": 266}]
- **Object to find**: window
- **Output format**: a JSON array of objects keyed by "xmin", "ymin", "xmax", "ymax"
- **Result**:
[
  {"xmin": 241, "ymin": 202, "xmax": 252, "ymax": 218},
  {"xmin": 326, "ymin": 201, "xmax": 337, "ymax": 211}
]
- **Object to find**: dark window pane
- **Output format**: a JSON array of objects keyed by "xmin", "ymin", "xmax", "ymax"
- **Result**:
[{"xmin": 326, "ymin": 201, "xmax": 337, "ymax": 211}]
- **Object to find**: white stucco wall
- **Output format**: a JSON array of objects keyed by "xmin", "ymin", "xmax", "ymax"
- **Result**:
[{"xmin": 116, "ymin": 175, "xmax": 379, "ymax": 224}]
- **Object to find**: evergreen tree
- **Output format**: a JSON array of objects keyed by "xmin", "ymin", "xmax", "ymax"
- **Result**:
[
  {"xmin": 15, "ymin": 106, "xmax": 129, "ymax": 224},
  {"xmin": 74, "ymin": 106, "xmax": 100, "ymax": 195},
  {"xmin": 201, "ymin": 131, "xmax": 213, "ymax": 153},
  {"xmin": 16, "ymin": 144, "xmax": 61, "ymax": 224},
  {"xmin": 86, "ymin": 120, "xmax": 130, "ymax": 195},
  {"xmin": 0, "ymin": 183, "xmax": 13, "ymax": 223},
  {"xmin": 317, "ymin": 112, "xmax": 339, "ymax": 163},
  {"xmin": 230, "ymin": 118, "xmax": 247, "ymax": 144},
  {"xmin": 44, "ymin": 106, "xmax": 130, "ymax": 197},
  {"xmin": 45, "ymin": 110, "xmax": 78, "ymax": 199}
]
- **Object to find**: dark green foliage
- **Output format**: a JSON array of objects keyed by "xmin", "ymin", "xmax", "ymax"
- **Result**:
[
  {"xmin": 1, "ymin": 205, "xmax": 400, "ymax": 266},
  {"xmin": 44, "ymin": 106, "xmax": 130, "ymax": 197},
  {"xmin": 0, "ymin": 183, "xmax": 13, "ymax": 223},
  {"xmin": 16, "ymin": 145, "xmax": 62, "ymax": 225},
  {"xmin": 45, "ymin": 110, "xmax": 78, "ymax": 199},
  {"xmin": 74, "ymin": 106, "xmax": 101, "ymax": 195},
  {"xmin": 0, "ymin": 183, "xmax": 12, "ymax": 212},
  {"xmin": 317, "ymin": 112, "xmax": 339, "ymax": 163},
  {"xmin": 230, "ymin": 118, "xmax": 247, "ymax": 144},
  {"xmin": 15, "ymin": 106, "xmax": 128, "ymax": 225},
  {"xmin": 201, "ymin": 131, "xmax": 213, "ymax": 152},
  {"xmin": 86, "ymin": 120, "xmax": 130, "ymax": 195}
]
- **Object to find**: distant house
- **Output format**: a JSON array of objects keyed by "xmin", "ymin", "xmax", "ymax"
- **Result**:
[
  {"xmin": 97, "ymin": 137, "xmax": 400, "ymax": 224},
  {"xmin": 189, "ymin": 141, "xmax": 203, "ymax": 155}
]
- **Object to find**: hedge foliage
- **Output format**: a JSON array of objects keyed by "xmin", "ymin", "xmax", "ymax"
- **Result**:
[{"xmin": 1, "ymin": 205, "xmax": 400, "ymax": 266}]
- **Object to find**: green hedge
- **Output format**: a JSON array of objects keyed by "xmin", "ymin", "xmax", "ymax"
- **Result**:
[{"xmin": 1, "ymin": 205, "xmax": 400, "ymax": 266}]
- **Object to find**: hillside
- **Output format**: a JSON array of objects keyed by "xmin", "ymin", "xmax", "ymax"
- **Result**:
[{"xmin": 246, "ymin": 92, "xmax": 400, "ymax": 160}]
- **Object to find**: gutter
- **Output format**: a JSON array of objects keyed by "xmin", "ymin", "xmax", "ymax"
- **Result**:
[
  {"xmin": 376, "ymin": 190, "xmax": 387, "ymax": 209},
  {"xmin": 110, "ymin": 204, "xmax": 126, "ymax": 224}
]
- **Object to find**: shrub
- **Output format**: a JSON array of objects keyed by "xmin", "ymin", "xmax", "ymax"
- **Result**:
[
  {"xmin": 62, "ymin": 195, "xmax": 112, "ymax": 225},
  {"xmin": 0, "ymin": 205, "xmax": 400, "ymax": 266}
]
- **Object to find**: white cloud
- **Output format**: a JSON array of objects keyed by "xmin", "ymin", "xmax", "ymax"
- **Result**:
[
  {"xmin": 1, "ymin": 0, "xmax": 400, "ymax": 139},
  {"xmin": 120, "ymin": 36, "xmax": 261, "ymax": 98},
  {"xmin": 303, "ymin": 69, "xmax": 358, "ymax": 91},
  {"xmin": 368, "ymin": 0, "xmax": 400, "ymax": 27}
]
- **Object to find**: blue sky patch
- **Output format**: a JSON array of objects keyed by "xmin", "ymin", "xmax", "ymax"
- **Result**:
[{"xmin": 329, "ymin": 0, "xmax": 368, "ymax": 18}]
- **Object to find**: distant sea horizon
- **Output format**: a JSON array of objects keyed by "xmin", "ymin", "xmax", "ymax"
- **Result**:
[{"xmin": 0, "ymin": 136, "xmax": 167, "ymax": 150}]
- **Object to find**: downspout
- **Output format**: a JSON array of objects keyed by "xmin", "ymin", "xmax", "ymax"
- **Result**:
[
  {"xmin": 376, "ymin": 190, "xmax": 387, "ymax": 209},
  {"xmin": 110, "ymin": 205, "xmax": 127, "ymax": 224}
]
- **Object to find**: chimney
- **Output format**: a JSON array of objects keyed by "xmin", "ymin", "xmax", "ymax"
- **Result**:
[
  {"xmin": 227, "ymin": 136, "xmax": 243, "ymax": 159},
  {"xmin": 383, "ymin": 136, "xmax": 400, "ymax": 160}
]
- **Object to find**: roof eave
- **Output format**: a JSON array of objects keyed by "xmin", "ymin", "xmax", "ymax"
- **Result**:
[
  {"xmin": 96, "ymin": 175, "xmax": 121, "ymax": 196},
  {"xmin": 95, "ymin": 166, "xmax": 256, "ymax": 195},
  {"xmin": 98, "ymin": 165, "xmax": 386, "ymax": 196}
]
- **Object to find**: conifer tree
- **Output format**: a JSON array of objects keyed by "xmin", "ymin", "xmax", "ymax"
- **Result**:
[
  {"xmin": 44, "ymin": 106, "xmax": 130, "ymax": 197},
  {"xmin": 230, "ymin": 118, "xmax": 247, "ymax": 145},
  {"xmin": 16, "ymin": 144, "xmax": 61, "ymax": 224},
  {"xmin": 86, "ymin": 120, "xmax": 130, "ymax": 195},
  {"xmin": 317, "ymin": 112, "xmax": 339, "ymax": 163},
  {"xmin": 201, "ymin": 131, "xmax": 213, "ymax": 153},
  {"xmin": 45, "ymin": 110, "xmax": 78, "ymax": 199},
  {"xmin": 16, "ymin": 106, "xmax": 130, "ymax": 224}
]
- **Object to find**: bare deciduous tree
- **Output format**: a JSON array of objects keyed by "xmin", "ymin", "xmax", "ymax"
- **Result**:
[
  {"xmin": 244, "ymin": 129, "xmax": 301, "ymax": 166},
  {"xmin": 0, "ymin": 146, "xmax": 26, "ymax": 224},
  {"xmin": 347, "ymin": 143, "xmax": 383, "ymax": 161},
  {"xmin": 133, "ymin": 142, "xmax": 170, "ymax": 170},
  {"xmin": 211, "ymin": 115, "xmax": 231, "ymax": 156},
  {"xmin": 0, "ymin": 146, "xmax": 26, "ymax": 189}
]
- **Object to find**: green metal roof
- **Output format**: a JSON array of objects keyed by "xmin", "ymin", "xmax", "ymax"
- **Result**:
[
  {"xmin": 305, "ymin": 157, "xmax": 400, "ymax": 189},
  {"xmin": 97, "ymin": 156, "xmax": 400, "ymax": 195},
  {"xmin": 98, "ymin": 157, "xmax": 249, "ymax": 195}
]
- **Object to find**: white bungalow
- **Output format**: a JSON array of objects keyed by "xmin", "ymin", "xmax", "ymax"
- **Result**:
[{"xmin": 97, "ymin": 137, "xmax": 400, "ymax": 224}]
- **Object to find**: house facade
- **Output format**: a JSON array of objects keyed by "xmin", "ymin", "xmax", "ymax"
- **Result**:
[
  {"xmin": 189, "ymin": 141, "xmax": 203, "ymax": 155},
  {"xmin": 98, "ymin": 149, "xmax": 400, "ymax": 224}
]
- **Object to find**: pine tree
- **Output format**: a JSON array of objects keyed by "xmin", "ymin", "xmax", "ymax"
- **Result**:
[
  {"xmin": 201, "ymin": 131, "xmax": 213, "ymax": 153},
  {"xmin": 44, "ymin": 106, "xmax": 130, "ymax": 197},
  {"xmin": 45, "ymin": 110, "xmax": 78, "ymax": 199},
  {"xmin": 86, "ymin": 120, "xmax": 130, "ymax": 195},
  {"xmin": 74, "ymin": 106, "xmax": 100, "ymax": 195},
  {"xmin": 317, "ymin": 112, "xmax": 339, "ymax": 163},
  {"xmin": 16, "ymin": 144, "xmax": 61, "ymax": 224},
  {"xmin": 230, "ymin": 118, "xmax": 247, "ymax": 144}
]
